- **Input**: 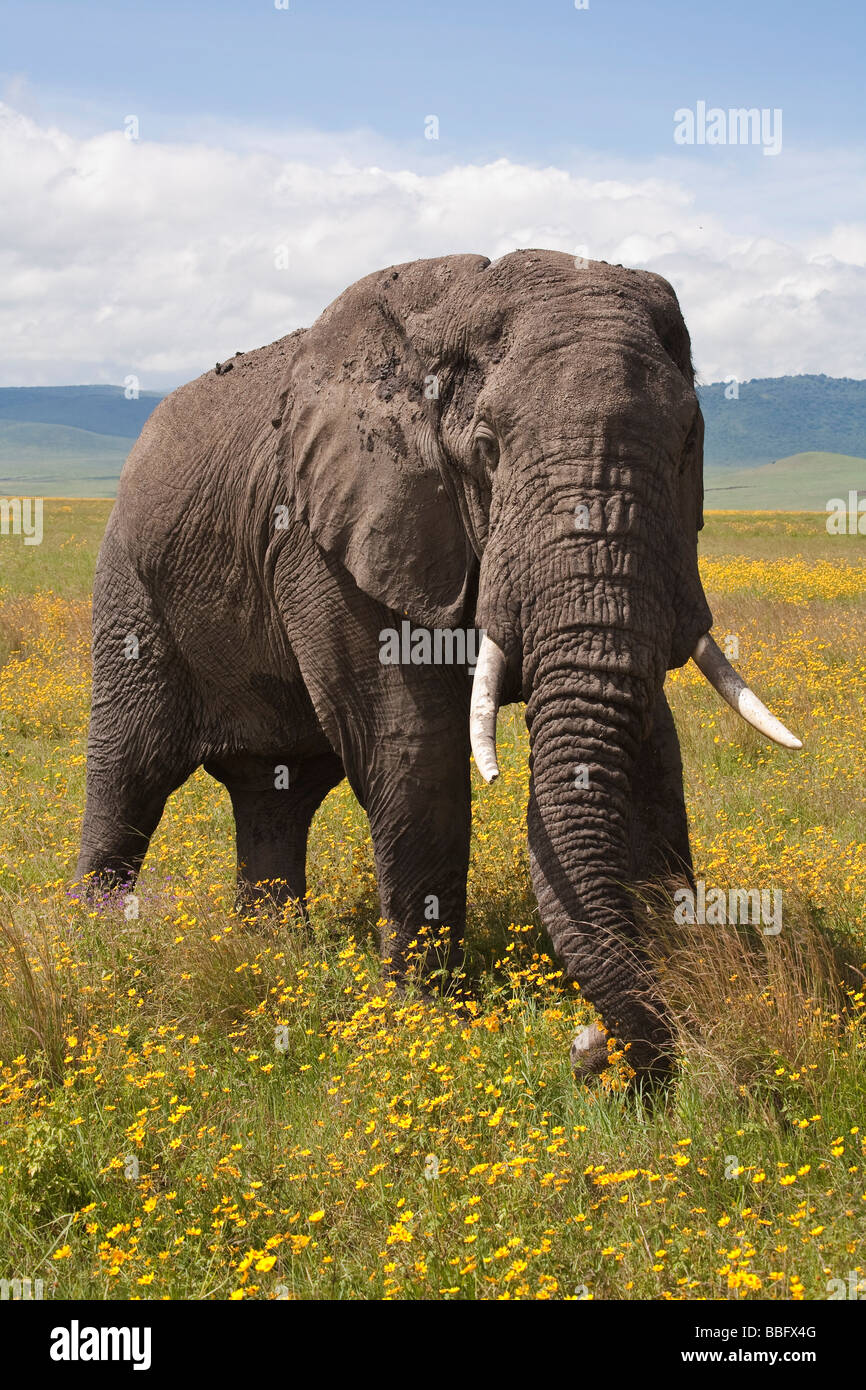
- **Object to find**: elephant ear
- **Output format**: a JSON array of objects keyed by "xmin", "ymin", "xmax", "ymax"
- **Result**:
[{"xmin": 273, "ymin": 254, "xmax": 490, "ymax": 629}]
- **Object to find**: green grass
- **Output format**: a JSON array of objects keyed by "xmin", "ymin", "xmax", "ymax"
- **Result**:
[
  {"xmin": 704, "ymin": 453, "xmax": 866, "ymax": 512},
  {"xmin": 698, "ymin": 505, "xmax": 866, "ymax": 561},
  {"xmin": 0, "ymin": 500, "xmax": 112, "ymax": 612},
  {"xmin": 3, "ymin": 441, "xmax": 862, "ymax": 508},
  {"xmin": 0, "ymin": 504, "xmax": 863, "ymax": 1301}
]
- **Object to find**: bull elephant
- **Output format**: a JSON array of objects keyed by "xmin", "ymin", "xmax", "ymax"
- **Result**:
[{"xmin": 77, "ymin": 251, "xmax": 800, "ymax": 1087}]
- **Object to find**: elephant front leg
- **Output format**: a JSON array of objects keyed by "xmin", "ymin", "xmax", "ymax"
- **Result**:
[
  {"xmin": 273, "ymin": 545, "xmax": 473, "ymax": 996},
  {"xmin": 363, "ymin": 729, "xmax": 471, "ymax": 995}
]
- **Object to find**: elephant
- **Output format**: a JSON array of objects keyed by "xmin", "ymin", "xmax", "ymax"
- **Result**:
[{"xmin": 76, "ymin": 250, "xmax": 801, "ymax": 1088}]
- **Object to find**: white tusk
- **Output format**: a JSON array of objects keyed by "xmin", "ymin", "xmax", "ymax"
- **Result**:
[
  {"xmin": 691, "ymin": 633, "xmax": 802, "ymax": 750},
  {"xmin": 470, "ymin": 634, "xmax": 507, "ymax": 782}
]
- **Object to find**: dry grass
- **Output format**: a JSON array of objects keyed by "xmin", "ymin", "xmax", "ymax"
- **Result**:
[{"xmin": 646, "ymin": 891, "xmax": 862, "ymax": 1107}]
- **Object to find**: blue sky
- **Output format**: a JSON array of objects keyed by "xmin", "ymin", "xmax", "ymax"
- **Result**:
[
  {"xmin": 0, "ymin": 0, "xmax": 863, "ymax": 386},
  {"xmin": 5, "ymin": 0, "xmax": 862, "ymax": 162}
]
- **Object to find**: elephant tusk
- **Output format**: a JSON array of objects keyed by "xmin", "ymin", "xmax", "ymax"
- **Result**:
[
  {"xmin": 691, "ymin": 633, "xmax": 802, "ymax": 750},
  {"xmin": 470, "ymin": 635, "xmax": 507, "ymax": 782}
]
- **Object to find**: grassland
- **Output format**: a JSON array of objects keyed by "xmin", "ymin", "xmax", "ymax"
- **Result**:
[
  {"xmin": 704, "ymin": 453, "xmax": 866, "ymax": 512},
  {"xmin": 0, "ymin": 425, "xmax": 130, "ymax": 498},
  {"xmin": 0, "ymin": 504, "xmax": 864, "ymax": 1301}
]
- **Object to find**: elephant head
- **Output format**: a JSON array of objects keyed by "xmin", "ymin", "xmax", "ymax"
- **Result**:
[{"xmin": 273, "ymin": 250, "xmax": 799, "ymax": 1082}]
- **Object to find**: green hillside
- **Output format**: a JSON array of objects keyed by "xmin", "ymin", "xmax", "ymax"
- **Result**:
[
  {"xmin": 0, "ymin": 420, "xmax": 130, "ymax": 498},
  {"xmin": 704, "ymin": 452, "xmax": 866, "ymax": 511},
  {"xmin": 0, "ymin": 376, "xmax": 864, "ymax": 502},
  {"xmin": 697, "ymin": 375, "xmax": 866, "ymax": 467},
  {"xmin": 0, "ymin": 385, "xmax": 163, "ymax": 439}
]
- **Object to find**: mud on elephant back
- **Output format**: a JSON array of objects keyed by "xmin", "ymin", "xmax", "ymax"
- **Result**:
[{"xmin": 75, "ymin": 249, "xmax": 802, "ymax": 1092}]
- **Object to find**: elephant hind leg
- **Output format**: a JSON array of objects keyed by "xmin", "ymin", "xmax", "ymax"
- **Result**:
[
  {"xmin": 77, "ymin": 661, "xmax": 198, "ymax": 895},
  {"xmin": 76, "ymin": 768, "xmax": 192, "ymax": 898},
  {"xmin": 77, "ymin": 556, "xmax": 200, "ymax": 898},
  {"xmin": 205, "ymin": 750, "xmax": 344, "ymax": 911}
]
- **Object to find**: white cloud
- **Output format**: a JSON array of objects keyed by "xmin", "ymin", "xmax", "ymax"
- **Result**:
[{"xmin": 0, "ymin": 102, "xmax": 863, "ymax": 388}]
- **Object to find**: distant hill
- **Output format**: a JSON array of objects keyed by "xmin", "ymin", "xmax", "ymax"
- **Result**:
[
  {"xmin": 0, "ymin": 385, "xmax": 164, "ymax": 440},
  {"xmin": 0, "ymin": 375, "xmax": 864, "ymax": 499},
  {"xmin": 697, "ymin": 375, "xmax": 866, "ymax": 467},
  {"xmin": 0, "ymin": 420, "xmax": 131, "ymax": 498},
  {"xmin": 704, "ymin": 452, "xmax": 866, "ymax": 511}
]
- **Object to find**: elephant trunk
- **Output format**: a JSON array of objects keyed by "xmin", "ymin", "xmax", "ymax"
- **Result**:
[
  {"xmin": 522, "ymin": 651, "xmax": 673, "ymax": 1078},
  {"xmin": 469, "ymin": 422, "xmax": 802, "ymax": 1080},
  {"xmin": 471, "ymin": 435, "xmax": 704, "ymax": 1081}
]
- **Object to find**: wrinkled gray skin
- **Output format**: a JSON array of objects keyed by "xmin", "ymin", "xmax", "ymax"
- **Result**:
[{"xmin": 78, "ymin": 250, "xmax": 712, "ymax": 1087}]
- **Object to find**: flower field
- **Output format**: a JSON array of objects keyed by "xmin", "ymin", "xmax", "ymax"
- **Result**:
[{"xmin": 0, "ymin": 503, "xmax": 864, "ymax": 1300}]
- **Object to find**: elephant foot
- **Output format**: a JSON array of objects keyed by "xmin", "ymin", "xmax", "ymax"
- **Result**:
[
  {"xmin": 570, "ymin": 1022, "xmax": 610, "ymax": 1079},
  {"xmin": 234, "ymin": 879, "xmax": 310, "ymax": 925},
  {"xmin": 71, "ymin": 865, "xmax": 138, "ymax": 910},
  {"xmin": 571, "ymin": 1021, "xmax": 675, "ymax": 1098}
]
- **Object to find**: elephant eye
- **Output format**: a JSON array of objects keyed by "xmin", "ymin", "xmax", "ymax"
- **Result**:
[{"xmin": 472, "ymin": 424, "xmax": 500, "ymax": 473}]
